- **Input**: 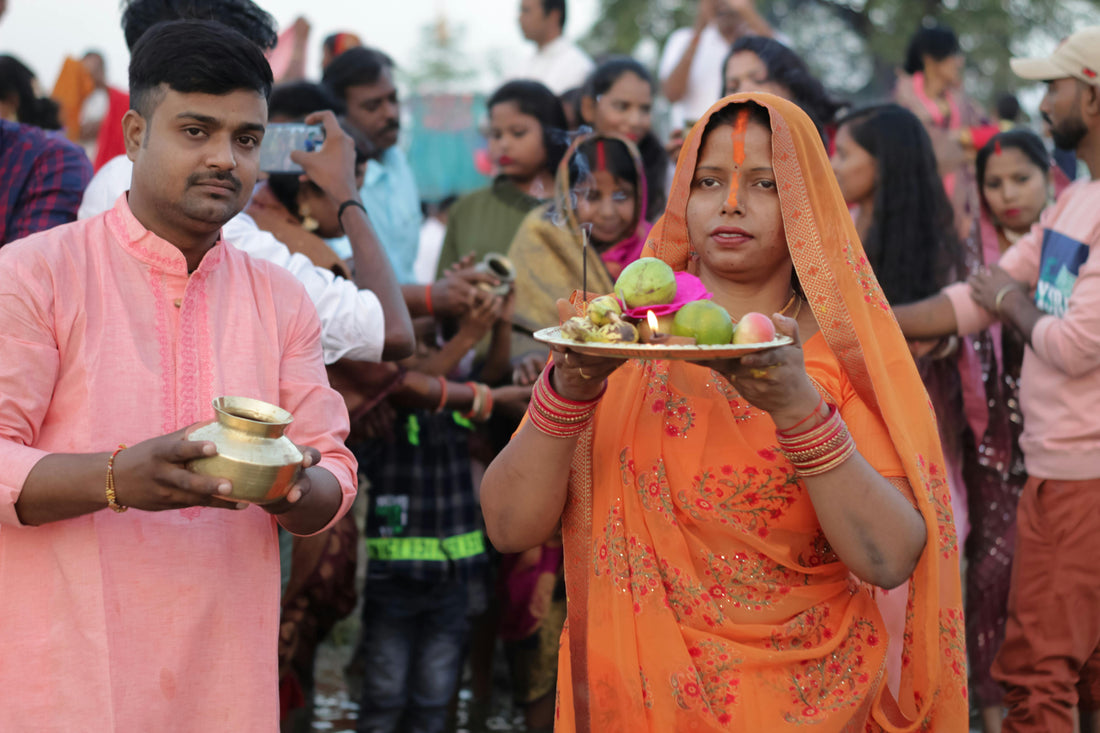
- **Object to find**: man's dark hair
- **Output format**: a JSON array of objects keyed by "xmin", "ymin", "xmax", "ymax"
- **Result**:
[
  {"xmin": 269, "ymin": 81, "xmax": 345, "ymax": 120},
  {"xmin": 488, "ymin": 79, "xmax": 569, "ymax": 172},
  {"xmin": 903, "ymin": 24, "xmax": 960, "ymax": 75},
  {"xmin": 120, "ymin": 0, "xmax": 278, "ymax": 52},
  {"xmin": 129, "ymin": 20, "xmax": 274, "ymax": 118},
  {"xmin": 542, "ymin": 0, "xmax": 566, "ymax": 30},
  {"xmin": 995, "ymin": 92, "xmax": 1022, "ymax": 124},
  {"xmin": 322, "ymin": 47, "xmax": 395, "ymax": 102}
]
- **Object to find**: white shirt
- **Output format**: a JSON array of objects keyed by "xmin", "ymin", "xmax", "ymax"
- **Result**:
[
  {"xmin": 413, "ymin": 216, "xmax": 446, "ymax": 286},
  {"xmin": 512, "ymin": 35, "xmax": 594, "ymax": 95},
  {"xmin": 658, "ymin": 23, "xmax": 731, "ymax": 129},
  {"xmin": 78, "ymin": 155, "xmax": 385, "ymax": 365}
]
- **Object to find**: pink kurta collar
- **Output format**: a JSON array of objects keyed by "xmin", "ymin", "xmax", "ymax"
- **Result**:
[{"xmin": 105, "ymin": 194, "xmax": 227, "ymax": 275}]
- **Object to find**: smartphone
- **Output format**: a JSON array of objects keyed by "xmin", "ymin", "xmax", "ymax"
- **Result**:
[{"xmin": 259, "ymin": 123, "xmax": 325, "ymax": 174}]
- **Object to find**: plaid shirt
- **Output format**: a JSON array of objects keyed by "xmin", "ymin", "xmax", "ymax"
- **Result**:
[
  {"xmin": 357, "ymin": 408, "xmax": 487, "ymax": 585},
  {"xmin": 1, "ymin": 120, "xmax": 92, "ymax": 246}
]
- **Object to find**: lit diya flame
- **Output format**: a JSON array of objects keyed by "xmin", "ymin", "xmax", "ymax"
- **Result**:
[{"xmin": 646, "ymin": 310, "xmax": 660, "ymax": 333}]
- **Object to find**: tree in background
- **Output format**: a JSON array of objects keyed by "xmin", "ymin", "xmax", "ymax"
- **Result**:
[{"xmin": 584, "ymin": 0, "xmax": 1100, "ymax": 105}]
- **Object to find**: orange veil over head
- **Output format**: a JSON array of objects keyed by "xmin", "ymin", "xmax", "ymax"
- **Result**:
[{"xmin": 557, "ymin": 93, "xmax": 967, "ymax": 732}]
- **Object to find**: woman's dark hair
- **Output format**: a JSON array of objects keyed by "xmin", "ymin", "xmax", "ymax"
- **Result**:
[
  {"xmin": 488, "ymin": 80, "xmax": 569, "ymax": 173},
  {"xmin": 0, "ymin": 55, "xmax": 61, "ymax": 130},
  {"xmin": 322, "ymin": 46, "xmax": 395, "ymax": 103},
  {"xmin": 129, "ymin": 20, "xmax": 273, "ymax": 117},
  {"xmin": 269, "ymin": 81, "xmax": 345, "ymax": 119},
  {"xmin": 975, "ymin": 129, "xmax": 1050, "ymax": 198},
  {"xmin": 566, "ymin": 137, "xmax": 638, "ymax": 191},
  {"xmin": 904, "ymin": 25, "xmax": 961, "ymax": 75},
  {"xmin": 580, "ymin": 56, "xmax": 666, "ymax": 220},
  {"xmin": 120, "ymin": 0, "xmax": 278, "ymax": 52},
  {"xmin": 583, "ymin": 56, "xmax": 653, "ymax": 100},
  {"xmin": 702, "ymin": 100, "xmax": 772, "ymax": 139},
  {"xmin": 837, "ymin": 104, "xmax": 960, "ymax": 305},
  {"xmin": 723, "ymin": 37, "xmax": 842, "ymax": 135}
]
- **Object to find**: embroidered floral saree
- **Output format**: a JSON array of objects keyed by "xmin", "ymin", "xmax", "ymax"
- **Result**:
[{"xmin": 555, "ymin": 93, "xmax": 967, "ymax": 732}]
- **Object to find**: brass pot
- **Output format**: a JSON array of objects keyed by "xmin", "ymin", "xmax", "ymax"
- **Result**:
[
  {"xmin": 473, "ymin": 253, "xmax": 516, "ymax": 297},
  {"xmin": 186, "ymin": 396, "xmax": 303, "ymax": 505}
]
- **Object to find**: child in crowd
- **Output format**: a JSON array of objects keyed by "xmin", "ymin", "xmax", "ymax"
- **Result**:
[
  {"xmin": 578, "ymin": 56, "xmax": 668, "ymax": 221},
  {"xmin": 509, "ymin": 133, "xmax": 650, "ymax": 360},
  {"xmin": 354, "ymin": 288, "xmax": 531, "ymax": 733},
  {"xmin": 435, "ymin": 80, "xmax": 568, "ymax": 275}
]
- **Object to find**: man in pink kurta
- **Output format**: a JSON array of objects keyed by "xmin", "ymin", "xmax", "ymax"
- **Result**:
[{"xmin": 0, "ymin": 21, "xmax": 359, "ymax": 730}]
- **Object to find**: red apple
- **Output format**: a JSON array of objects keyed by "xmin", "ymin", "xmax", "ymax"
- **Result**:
[{"xmin": 732, "ymin": 312, "xmax": 777, "ymax": 344}]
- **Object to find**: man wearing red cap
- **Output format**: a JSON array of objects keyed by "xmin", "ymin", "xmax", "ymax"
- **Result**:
[{"xmin": 894, "ymin": 25, "xmax": 1100, "ymax": 731}]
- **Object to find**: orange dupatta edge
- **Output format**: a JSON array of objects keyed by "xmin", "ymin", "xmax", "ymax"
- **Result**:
[{"xmin": 565, "ymin": 93, "xmax": 967, "ymax": 731}]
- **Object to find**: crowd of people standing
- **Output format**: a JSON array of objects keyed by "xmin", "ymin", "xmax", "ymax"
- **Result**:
[{"xmin": 2, "ymin": 0, "xmax": 1100, "ymax": 732}]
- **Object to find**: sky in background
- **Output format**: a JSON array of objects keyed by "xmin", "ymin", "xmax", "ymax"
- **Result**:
[{"xmin": 0, "ymin": 0, "xmax": 600, "ymax": 92}]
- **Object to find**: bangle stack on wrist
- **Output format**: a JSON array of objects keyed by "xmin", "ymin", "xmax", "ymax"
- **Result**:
[
  {"xmin": 776, "ymin": 403, "xmax": 856, "ymax": 477},
  {"xmin": 527, "ymin": 365, "xmax": 604, "ymax": 438},
  {"xmin": 463, "ymin": 382, "xmax": 494, "ymax": 422}
]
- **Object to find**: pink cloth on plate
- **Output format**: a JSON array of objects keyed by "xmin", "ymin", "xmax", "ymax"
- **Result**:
[
  {"xmin": 0, "ymin": 195, "xmax": 357, "ymax": 731},
  {"xmin": 620, "ymin": 270, "xmax": 711, "ymax": 318}
]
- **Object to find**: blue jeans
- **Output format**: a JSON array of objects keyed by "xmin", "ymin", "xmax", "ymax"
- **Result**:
[{"xmin": 356, "ymin": 576, "xmax": 470, "ymax": 733}]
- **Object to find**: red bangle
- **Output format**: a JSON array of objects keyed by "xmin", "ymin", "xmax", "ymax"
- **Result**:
[
  {"xmin": 435, "ymin": 376, "xmax": 448, "ymax": 412},
  {"xmin": 425, "ymin": 283, "xmax": 435, "ymax": 316},
  {"xmin": 777, "ymin": 394, "xmax": 826, "ymax": 436}
]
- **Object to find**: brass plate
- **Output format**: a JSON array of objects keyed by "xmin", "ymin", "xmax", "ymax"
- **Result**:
[{"xmin": 533, "ymin": 327, "xmax": 793, "ymax": 361}]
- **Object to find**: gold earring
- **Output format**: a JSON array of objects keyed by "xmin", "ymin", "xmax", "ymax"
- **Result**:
[{"xmin": 300, "ymin": 204, "xmax": 319, "ymax": 232}]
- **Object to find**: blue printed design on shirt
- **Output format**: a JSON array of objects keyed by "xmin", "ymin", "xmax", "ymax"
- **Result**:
[{"xmin": 1036, "ymin": 229, "xmax": 1089, "ymax": 317}]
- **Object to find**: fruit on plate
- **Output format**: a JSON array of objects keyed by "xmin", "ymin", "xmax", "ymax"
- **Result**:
[
  {"xmin": 598, "ymin": 320, "xmax": 639, "ymax": 343},
  {"xmin": 732, "ymin": 312, "xmax": 777, "ymax": 344},
  {"xmin": 670, "ymin": 301, "xmax": 734, "ymax": 345},
  {"xmin": 561, "ymin": 316, "xmax": 600, "ymax": 342},
  {"xmin": 614, "ymin": 257, "xmax": 677, "ymax": 308},
  {"xmin": 586, "ymin": 294, "xmax": 623, "ymax": 326}
]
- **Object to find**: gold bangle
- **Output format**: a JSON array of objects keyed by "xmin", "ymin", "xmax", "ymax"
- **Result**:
[{"xmin": 106, "ymin": 444, "xmax": 128, "ymax": 513}]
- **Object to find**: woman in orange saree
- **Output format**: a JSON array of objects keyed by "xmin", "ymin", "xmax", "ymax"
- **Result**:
[{"xmin": 481, "ymin": 92, "xmax": 968, "ymax": 732}]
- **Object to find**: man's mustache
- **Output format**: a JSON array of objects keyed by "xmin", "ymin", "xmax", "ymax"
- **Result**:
[{"xmin": 188, "ymin": 171, "xmax": 241, "ymax": 192}]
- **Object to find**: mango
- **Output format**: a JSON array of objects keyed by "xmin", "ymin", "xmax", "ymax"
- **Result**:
[
  {"xmin": 614, "ymin": 257, "xmax": 677, "ymax": 309},
  {"xmin": 732, "ymin": 312, "xmax": 777, "ymax": 344},
  {"xmin": 671, "ymin": 301, "xmax": 734, "ymax": 345}
]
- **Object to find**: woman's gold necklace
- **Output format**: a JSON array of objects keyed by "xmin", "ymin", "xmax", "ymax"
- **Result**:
[{"xmin": 778, "ymin": 290, "xmax": 802, "ymax": 319}]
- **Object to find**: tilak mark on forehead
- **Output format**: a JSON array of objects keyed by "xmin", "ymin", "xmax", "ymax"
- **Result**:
[{"xmin": 726, "ymin": 109, "xmax": 749, "ymax": 209}]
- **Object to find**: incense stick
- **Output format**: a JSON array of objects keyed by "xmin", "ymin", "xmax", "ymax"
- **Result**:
[{"xmin": 581, "ymin": 224, "xmax": 591, "ymax": 306}]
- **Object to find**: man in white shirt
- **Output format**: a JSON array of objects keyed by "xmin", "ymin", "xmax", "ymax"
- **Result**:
[
  {"xmin": 659, "ymin": 0, "xmax": 775, "ymax": 130},
  {"xmin": 513, "ymin": 0, "xmax": 594, "ymax": 95}
]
